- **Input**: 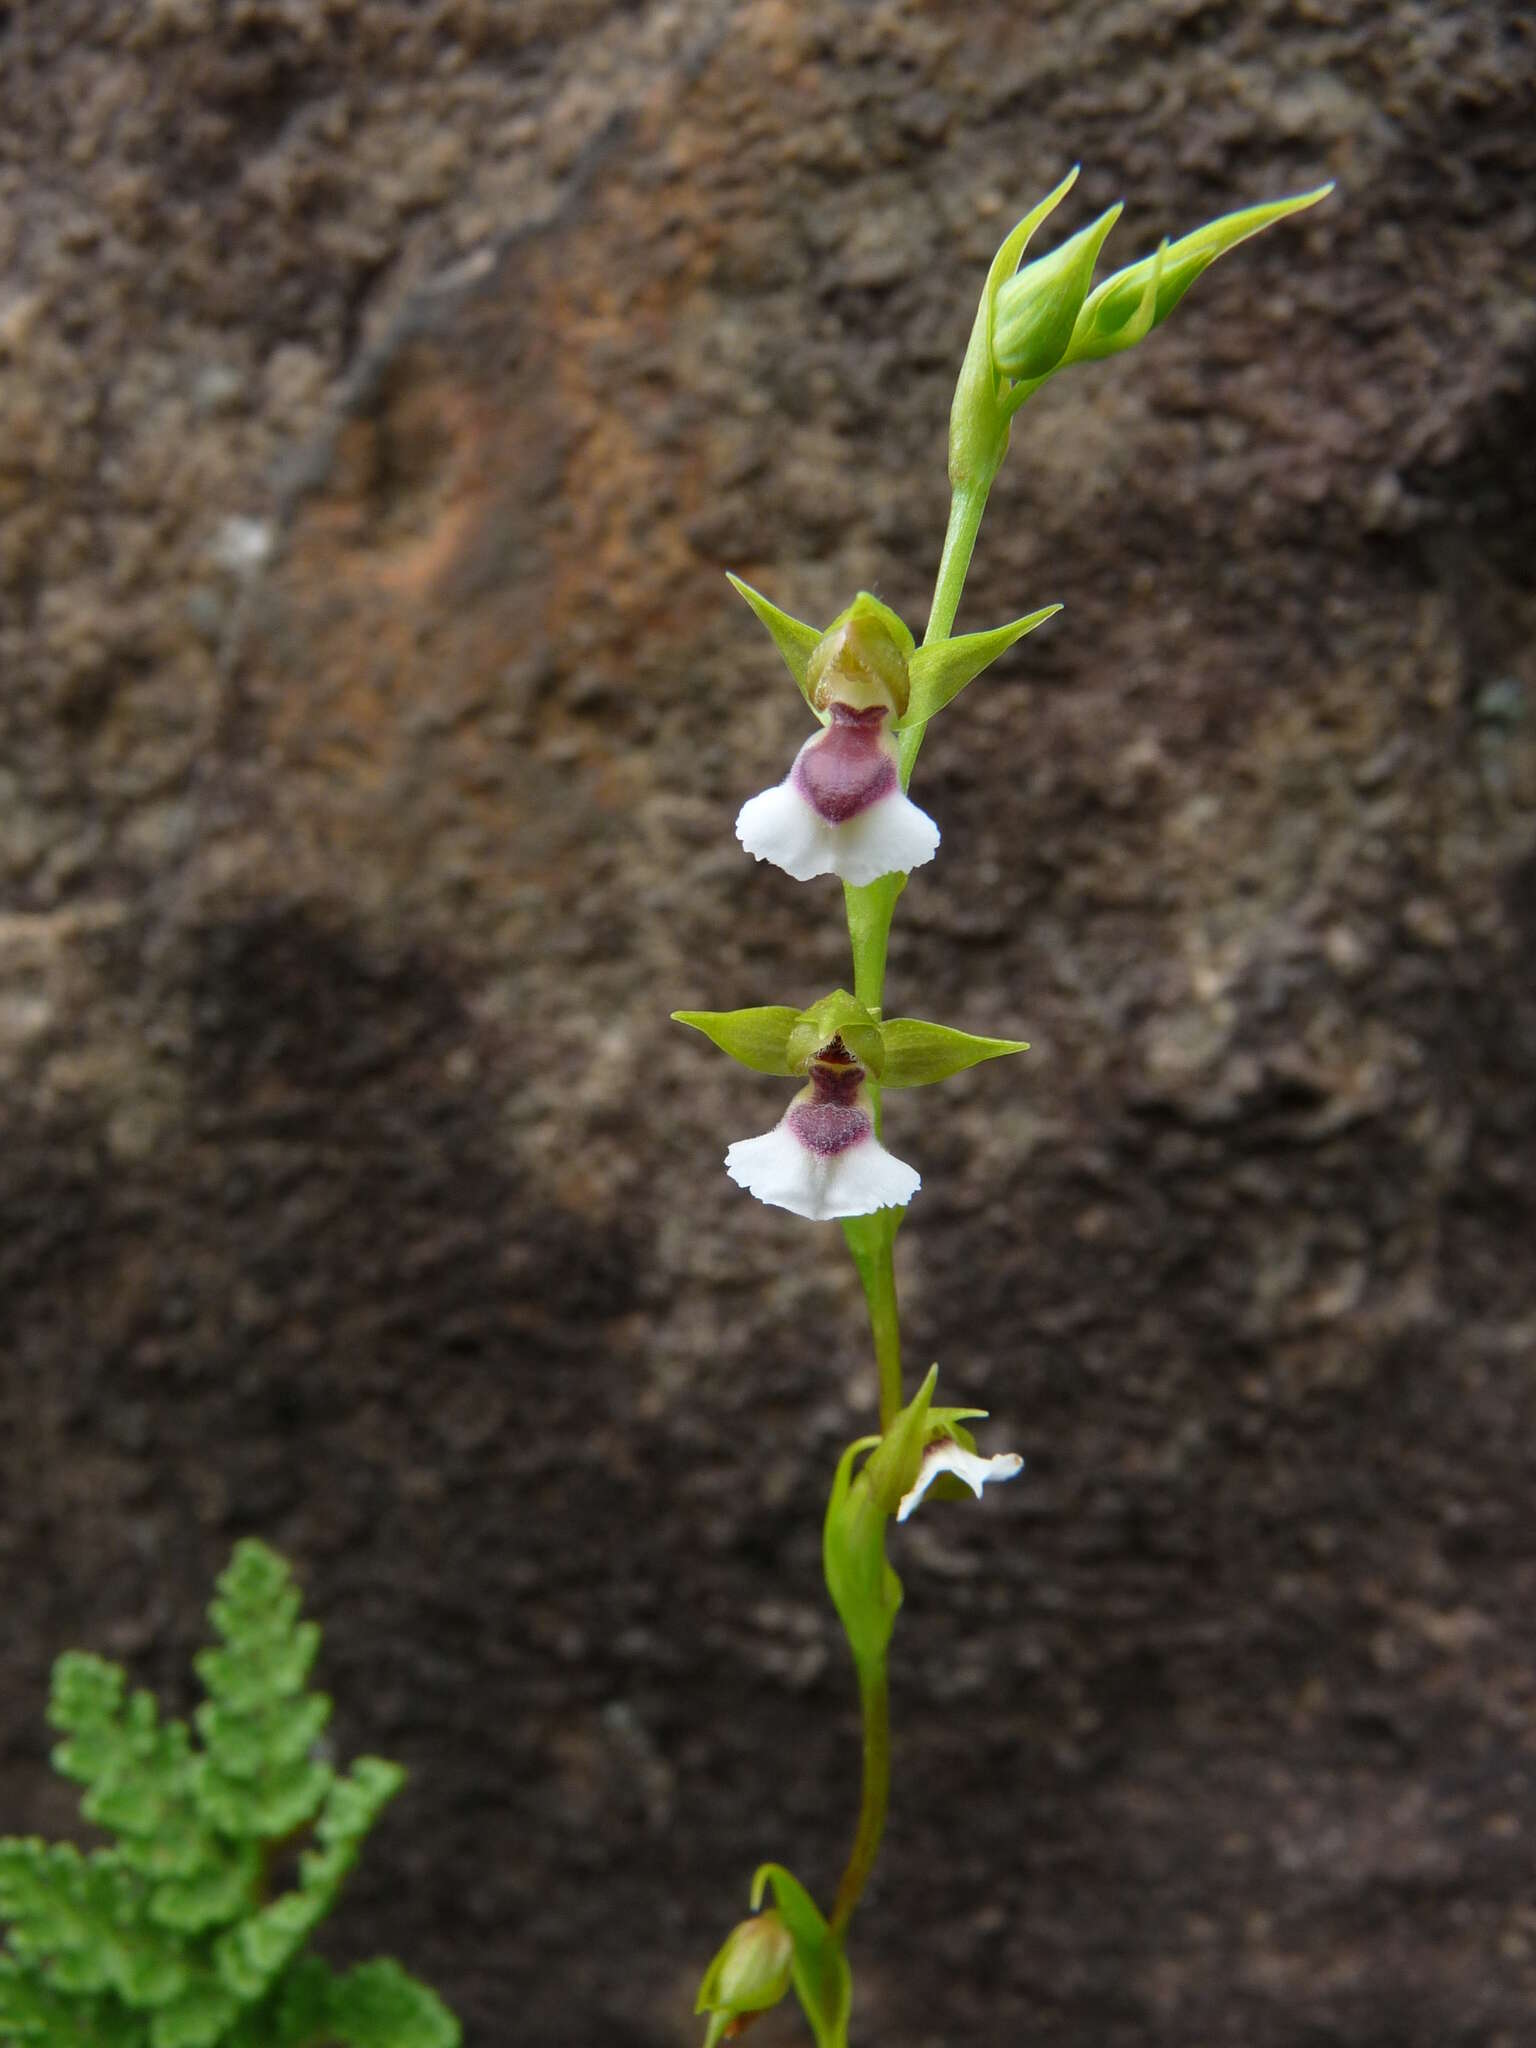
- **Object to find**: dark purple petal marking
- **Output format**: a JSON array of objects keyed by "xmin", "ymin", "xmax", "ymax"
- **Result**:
[
  {"xmin": 784, "ymin": 1053, "xmax": 870, "ymax": 1155},
  {"xmin": 785, "ymin": 1100, "xmax": 872, "ymax": 1157},
  {"xmin": 791, "ymin": 703, "xmax": 898, "ymax": 824}
]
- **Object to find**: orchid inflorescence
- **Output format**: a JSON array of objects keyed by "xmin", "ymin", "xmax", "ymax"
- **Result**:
[{"xmin": 676, "ymin": 165, "xmax": 1330, "ymax": 2047}]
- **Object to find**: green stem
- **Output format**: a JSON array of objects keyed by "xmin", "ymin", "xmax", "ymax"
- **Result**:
[
  {"xmin": 840, "ymin": 1211, "xmax": 903, "ymax": 1431},
  {"xmin": 829, "ymin": 1655, "xmax": 890, "ymax": 1939},
  {"xmin": 924, "ymin": 483, "xmax": 989, "ymax": 648}
]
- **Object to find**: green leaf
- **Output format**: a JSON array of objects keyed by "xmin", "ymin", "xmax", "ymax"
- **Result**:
[
  {"xmin": 0, "ymin": 1954, "xmax": 148, "ymax": 2046},
  {"xmin": 325, "ymin": 1960, "xmax": 462, "ymax": 2048},
  {"xmin": 193, "ymin": 1754, "xmax": 332, "ymax": 1843},
  {"xmin": 879, "ymin": 1018, "xmax": 1030, "ymax": 1088},
  {"xmin": 148, "ymin": 1843, "xmax": 258, "ymax": 1934},
  {"xmin": 992, "ymin": 201, "xmax": 1122, "ymax": 381},
  {"xmin": 1065, "ymin": 184, "xmax": 1332, "ymax": 364},
  {"xmin": 748, "ymin": 1867, "xmax": 851, "ymax": 2048},
  {"xmin": 725, "ymin": 574, "xmax": 822, "ymax": 703},
  {"xmin": 903, "ymin": 607, "xmax": 1060, "ymax": 727},
  {"xmin": 0, "ymin": 1841, "xmax": 131, "ymax": 1997},
  {"xmin": 147, "ymin": 1976, "xmax": 241, "ymax": 2048},
  {"xmin": 671, "ymin": 1006, "xmax": 801, "ymax": 1077}
]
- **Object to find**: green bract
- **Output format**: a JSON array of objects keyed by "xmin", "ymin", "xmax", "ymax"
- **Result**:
[
  {"xmin": 725, "ymin": 578, "xmax": 1056, "ymax": 736},
  {"xmin": 822, "ymin": 1367, "xmax": 939, "ymax": 1674},
  {"xmin": 948, "ymin": 164, "xmax": 1081, "ymax": 496},
  {"xmin": 673, "ymin": 992, "xmax": 1028, "ymax": 1087},
  {"xmin": 0, "ymin": 1542, "xmax": 459, "ymax": 2048}
]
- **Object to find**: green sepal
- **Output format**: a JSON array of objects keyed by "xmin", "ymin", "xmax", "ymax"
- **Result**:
[
  {"xmin": 902, "ymin": 608, "xmax": 1060, "ymax": 728},
  {"xmin": 879, "ymin": 1017, "xmax": 1030, "ymax": 1088},
  {"xmin": 673, "ymin": 992, "xmax": 885, "ymax": 1078},
  {"xmin": 750, "ymin": 1866, "xmax": 851, "ymax": 2048},
  {"xmin": 725, "ymin": 573, "xmax": 822, "ymax": 704},
  {"xmin": 949, "ymin": 164, "xmax": 1080, "ymax": 495},
  {"xmin": 1063, "ymin": 184, "xmax": 1332, "ymax": 365},
  {"xmin": 992, "ymin": 201, "xmax": 1122, "ymax": 381},
  {"xmin": 671, "ymin": 1006, "xmax": 801, "ymax": 1077}
]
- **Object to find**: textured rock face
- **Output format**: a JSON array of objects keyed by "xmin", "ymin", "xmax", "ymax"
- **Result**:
[{"xmin": 2, "ymin": 3, "xmax": 1534, "ymax": 2043}]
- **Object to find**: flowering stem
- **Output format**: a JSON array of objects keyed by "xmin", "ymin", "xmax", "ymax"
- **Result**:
[
  {"xmin": 840, "ymin": 1211, "xmax": 903, "ymax": 1431},
  {"xmin": 827, "ymin": 476, "xmax": 991, "ymax": 1975},
  {"xmin": 837, "ymin": 481, "xmax": 992, "ymax": 1429},
  {"xmin": 923, "ymin": 482, "xmax": 989, "ymax": 649},
  {"xmin": 829, "ymin": 1654, "xmax": 890, "ymax": 1940}
]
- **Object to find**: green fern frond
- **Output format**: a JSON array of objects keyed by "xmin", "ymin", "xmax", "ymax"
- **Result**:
[{"xmin": 1, "ymin": 1543, "xmax": 457, "ymax": 2048}]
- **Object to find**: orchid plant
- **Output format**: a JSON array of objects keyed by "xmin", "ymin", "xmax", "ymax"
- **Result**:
[{"xmin": 676, "ymin": 166, "xmax": 1330, "ymax": 2047}]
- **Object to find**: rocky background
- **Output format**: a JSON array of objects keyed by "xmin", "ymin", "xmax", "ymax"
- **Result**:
[{"xmin": 3, "ymin": 2, "xmax": 1534, "ymax": 2043}]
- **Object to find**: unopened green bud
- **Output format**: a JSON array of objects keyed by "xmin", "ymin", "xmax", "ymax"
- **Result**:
[
  {"xmin": 695, "ymin": 1910, "xmax": 794, "ymax": 2045},
  {"xmin": 992, "ymin": 202, "xmax": 1122, "ymax": 382},
  {"xmin": 1060, "ymin": 183, "xmax": 1333, "ymax": 368}
]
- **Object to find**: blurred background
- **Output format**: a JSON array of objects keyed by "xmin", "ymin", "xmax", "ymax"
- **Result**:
[{"xmin": 2, "ymin": 3, "xmax": 1533, "ymax": 2043}]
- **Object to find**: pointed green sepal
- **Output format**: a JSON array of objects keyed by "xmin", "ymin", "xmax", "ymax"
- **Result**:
[
  {"xmin": 992, "ymin": 201, "xmax": 1122, "ymax": 382},
  {"xmin": 726, "ymin": 573, "xmax": 823, "ymax": 705},
  {"xmin": 672, "ymin": 1006, "xmax": 801, "ymax": 1077},
  {"xmin": 750, "ymin": 1866, "xmax": 851, "ymax": 2048},
  {"xmin": 949, "ymin": 165, "xmax": 1080, "ymax": 494},
  {"xmin": 903, "ymin": 607, "xmax": 1061, "ymax": 727},
  {"xmin": 1064, "ymin": 184, "xmax": 1332, "ymax": 365},
  {"xmin": 879, "ymin": 1017, "xmax": 1030, "ymax": 1088}
]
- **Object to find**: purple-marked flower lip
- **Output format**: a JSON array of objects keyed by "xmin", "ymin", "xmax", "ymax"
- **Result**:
[
  {"xmin": 791, "ymin": 704, "xmax": 899, "ymax": 824},
  {"xmin": 735, "ymin": 703, "xmax": 940, "ymax": 887},
  {"xmin": 723, "ymin": 1053, "xmax": 921, "ymax": 1221}
]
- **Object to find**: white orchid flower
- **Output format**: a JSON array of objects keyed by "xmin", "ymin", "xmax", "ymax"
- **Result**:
[
  {"xmin": 735, "ymin": 701, "xmax": 940, "ymax": 887},
  {"xmin": 724, "ymin": 1047, "xmax": 920, "ymax": 1222},
  {"xmin": 896, "ymin": 1437, "xmax": 1024, "ymax": 1522}
]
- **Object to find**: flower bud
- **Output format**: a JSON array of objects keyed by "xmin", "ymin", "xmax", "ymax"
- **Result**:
[
  {"xmin": 991, "ymin": 203, "xmax": 1122, "ymax": 382},
  {"xmin": 695, "ymin": 1910, "xmax": 793, "ymax": 2045}
]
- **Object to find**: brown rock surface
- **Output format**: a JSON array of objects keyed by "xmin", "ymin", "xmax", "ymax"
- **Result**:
[{"xmin": 3, "ymin": 3, "xmax": 1534, "ymax": 2043}]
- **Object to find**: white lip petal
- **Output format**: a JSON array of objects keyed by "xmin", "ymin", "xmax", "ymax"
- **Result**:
[
  {"xmin": 817, "ymin": 1136, "xmax": 921, "ymax": 1217},
  {"xmin": 735, "ymin": 782, "xmax": 835, "ymax": 882},
  {"xmin": 724, "ymin": 1123, "xmax": 921, "ymax": 1222},
  {"xmin": 736, "ymin": 773, "xmax": 940, "ymax": 886},
  {"xmin": 896, "ymin": 1440, "xmax": 1025, "ymax": 1522},
  {"xmin": 829, "ymin": 789, "xmax": 940, "ymax": 887}
]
